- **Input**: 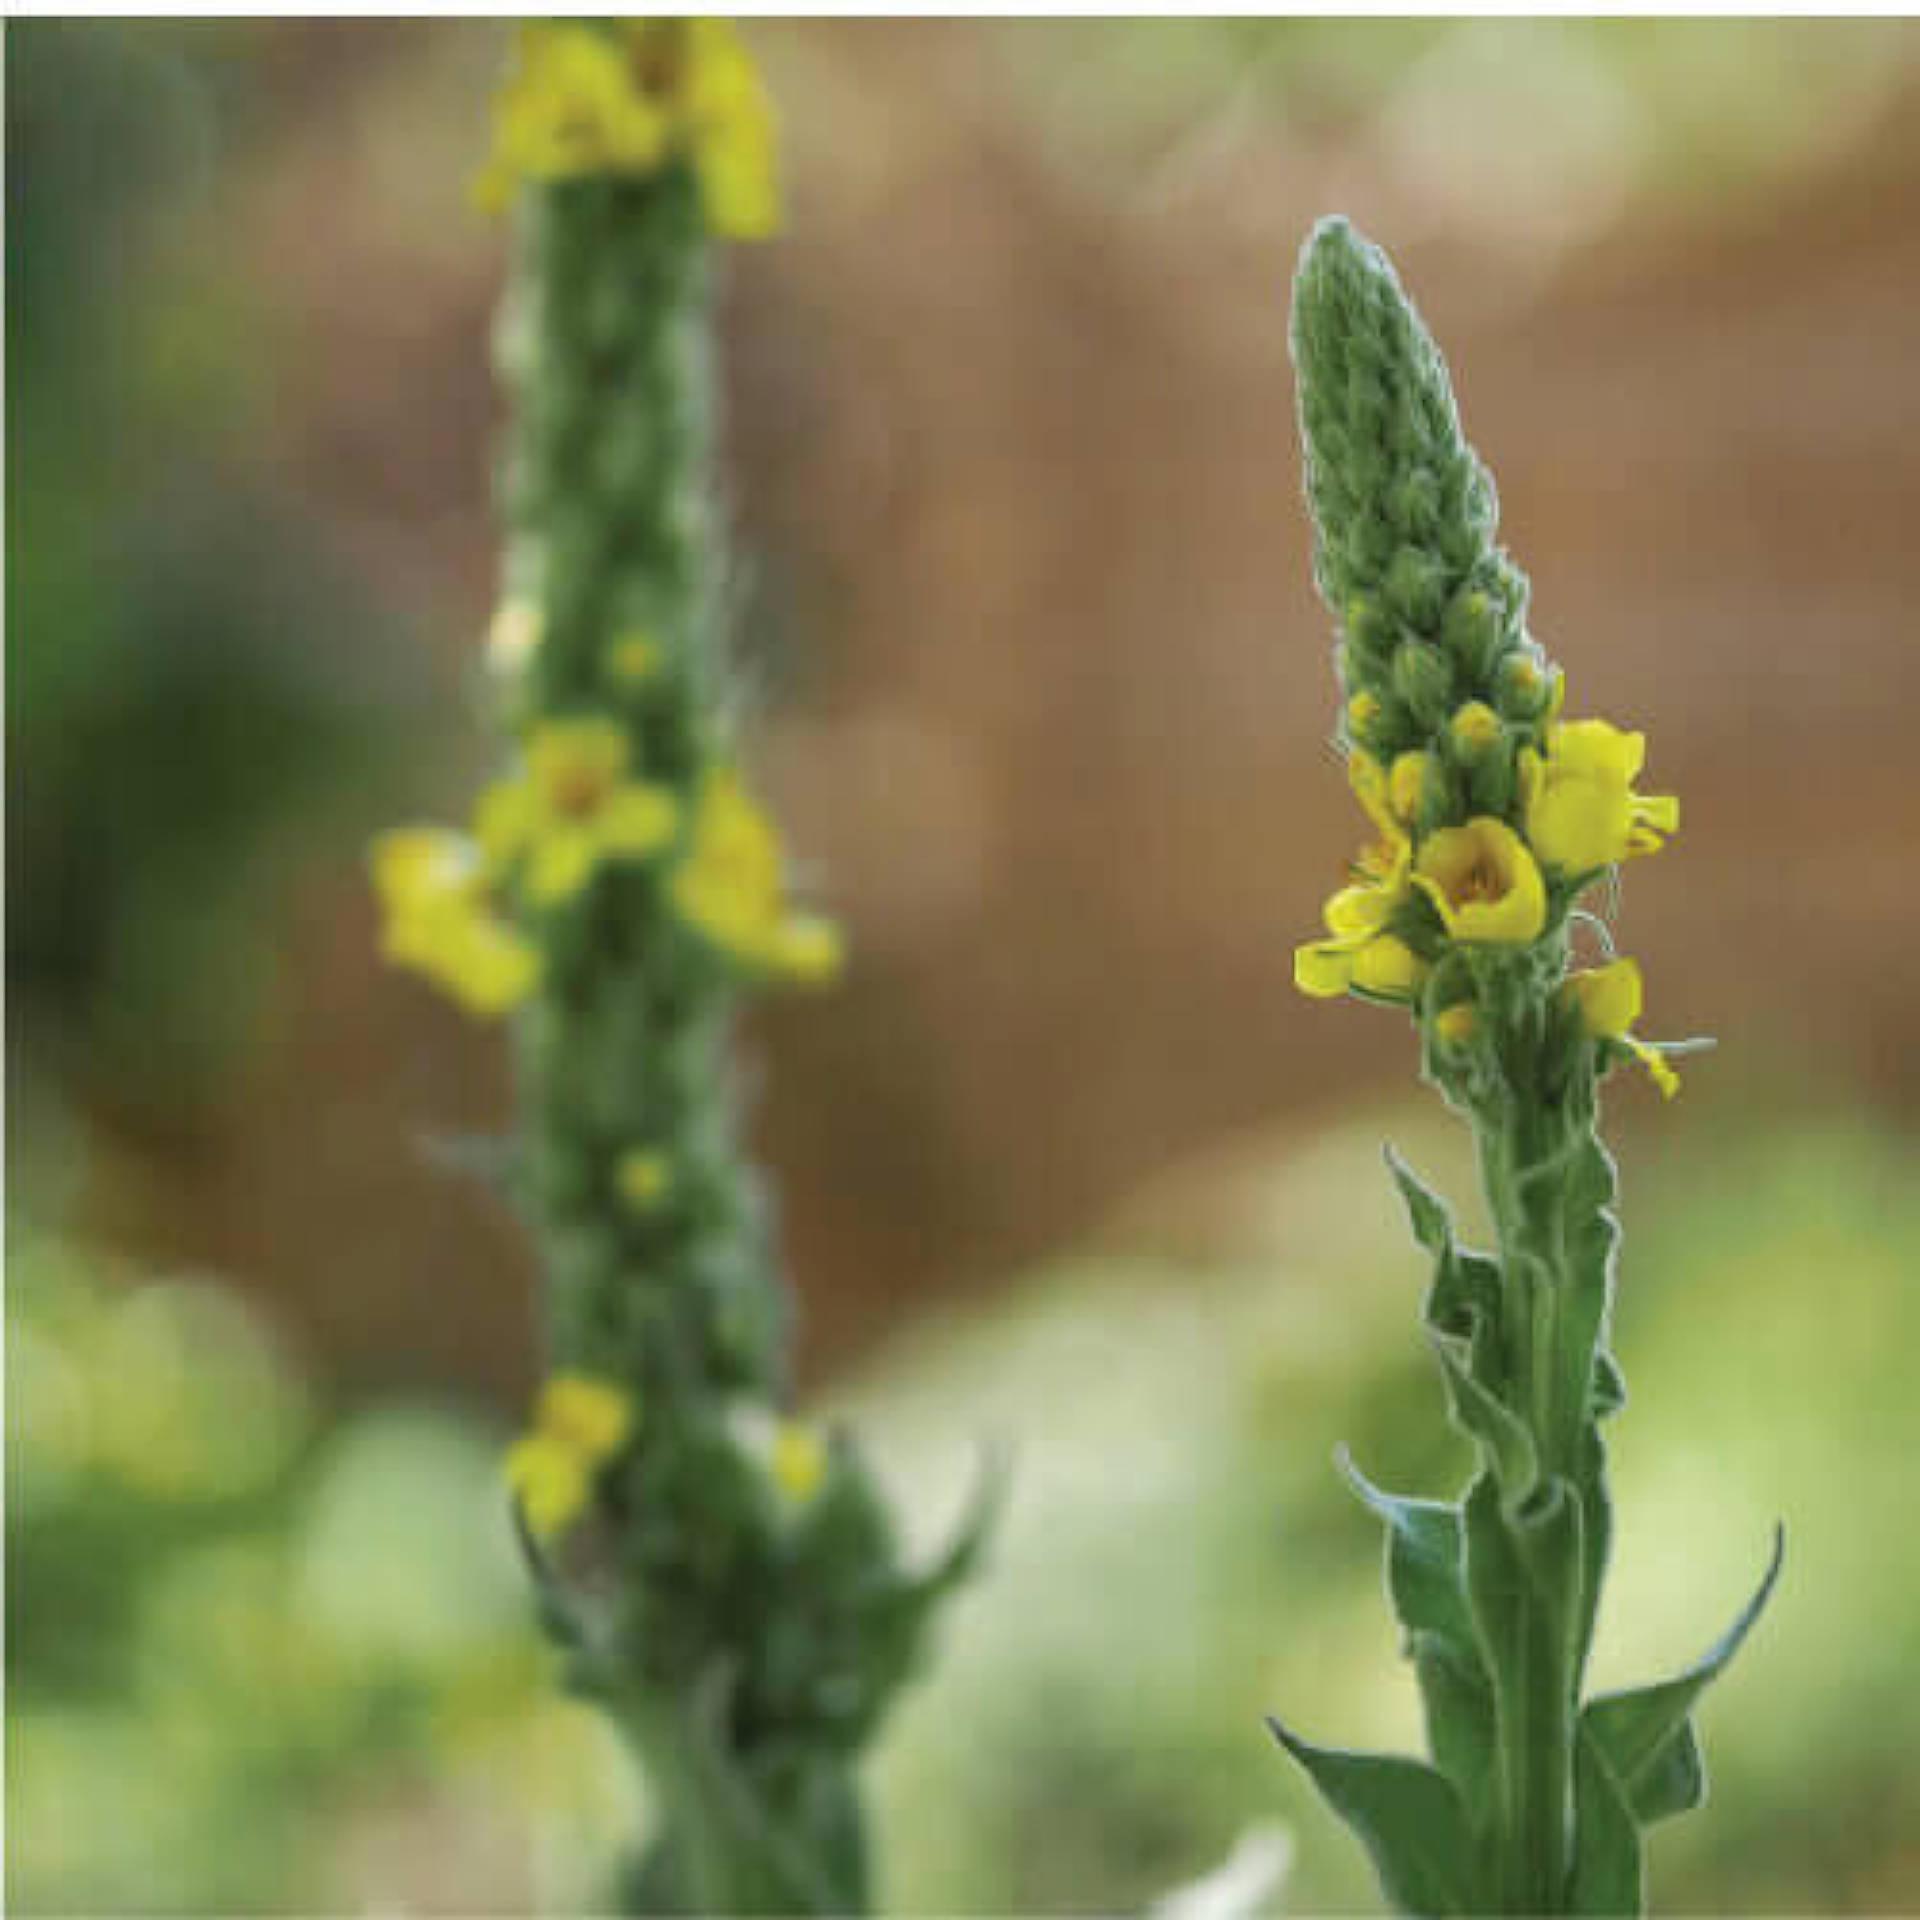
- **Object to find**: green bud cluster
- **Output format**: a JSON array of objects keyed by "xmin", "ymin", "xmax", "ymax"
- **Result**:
[
  {"xmin": 499, "ymin": 167, "xmax": 986, "ymax": 1916},
  {"xmin": 1293, "ymin": 218, "xmax": 1554, "ymax": 808}
]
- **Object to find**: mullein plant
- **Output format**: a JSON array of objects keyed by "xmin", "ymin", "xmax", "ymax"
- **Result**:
[
  {"xmin": 1272, "ymin": 219, "xmax": 1780, "ymax": 1917},
  {"xmin": 372, "ymin": 24, "xmax": 986, "ymax": 1913}
]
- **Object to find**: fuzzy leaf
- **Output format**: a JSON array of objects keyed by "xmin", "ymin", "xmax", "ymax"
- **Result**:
[
  {"xmin": 1581, "ymin": 1527, "xmax": 1784, "ymax": 1826},
  {"xmin": 1569, "ymin": 1720, "xmax": 1644, "ymax": 1915},
  {"xmin": 1340, "ymin": 1458, "xmax": 1498, "ymax": 1815},
  {"xmin": 1431, "ymin": 1332, "xmax": 1536, "ymax": 1499},
  {"xmin": 1267, "ymin": 1723, "xmax": 1479, "ymax": 1916},
  {"xmin": 1386, "ymin": 1146, "xmax": 1455, "ymax": 1258}
]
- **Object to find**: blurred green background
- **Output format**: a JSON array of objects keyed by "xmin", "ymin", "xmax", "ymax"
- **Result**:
[{"xmin": 8, "ymin": 19, "xmax": 1920, "ymax": 1915}]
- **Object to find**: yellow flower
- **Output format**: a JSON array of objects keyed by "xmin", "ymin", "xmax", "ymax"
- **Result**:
[
  {"xmin": 1346, "ymin": 690, "xmax": 1382, "ymax": 739},
  {"xmin": 771, "ymin": 1420, "xmax": 828, "ymax": 1507},
  {"xmin": 670, "ymin": 766, "xmax": 842, "ymax": 981},
  {"xmin": 505, "ymin": 1434, "xmax": 590, "ymax": 1543},
  {"xmin": 1563, "ymin": 958, "xmax": 1680, "ymax": 1099},
  {"xmin": 674, "ymin": 20, "xmax": 781, "ymax": 240},
  {"xmin": 473, "ymin": 22, "xmax": 781, "ymax": 240},
  {"xmin": 730, "ymin": 1407, "xmax": 829, "ymax": 1510},
  {"xmin": 1414, "ymin": 817, "xmax": 1547, "ymax": 945},
  {"xmin": 1433, "ymin": 1001, "xmax": 1478, "ymax": 1046},
  {"xmin": 474, "ymin": 24, "xmax": 672, "ymax": 213},
  {"xmin": 616, "ymin": 1149, "xmax": 672, "ymax": 1211},
  {"xmin": 477, "ymin": 718, "xmax": 678, "ymax": 906},
  {"xmin": 607, "ymin": 632, "xmax": 663, "ymax": 686},
  {"xmin": 1521, "ymin": 718, "xmax": 1679, "ymax": 874},
  {"xmin": 371, "ymin": 828, "xmax": 542, "ymax": 1018},
  {"xmin": 506, "ymin": 1372, "xmax": 636, "ymax": 1542}
]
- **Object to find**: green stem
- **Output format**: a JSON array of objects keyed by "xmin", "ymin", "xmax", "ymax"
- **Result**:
[{"xmin": 1480, "ymin": 1097, "xmax": 1580, "ymax": 1914}]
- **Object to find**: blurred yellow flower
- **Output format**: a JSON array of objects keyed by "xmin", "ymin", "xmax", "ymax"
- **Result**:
[
  {"xmin": 616, "ymin": 1149, "xmax": 672, "ymax": 1211},
  {"xmin": 474, "ymin": 20, "xmax": 780, "ymax": 241},
  {"xmin": 1522, "ymin": 718, "xmax": 1678, "ymax": 874},
  {"xmin": 1433, "ymin": 1001, "xmax": 1478, "ymax": 1046},
  {"xmin": 1414, "ymin": 817, "xmax": 1547, "ymax": 945},
  {"xmin": 507, "ymin": 1372, "xmax": 636, "ymax": 1542},
  {"xmin": 607, "ymin": 632, "xmax": 664, "ymax": 686},
  {"xmin": 1388, "ymin": 750, "xmax": 1431, "ymax": 823},
  {"xmin": 1563, "ymin": 957, "xmax": 1680, "ymax": 1098},
  {"xmin": 371, "ymin": 828, "xmax": 541, "ymax": 1018},
  {"xmin": 670, "ymin": 766, "xmax": 842, "ymax": 982},
  {"xmin": 474, "ymin": 24, "xmax": 670, "ymax": 213},
  {"xmin": 477, "ymin": 718, "xmax": 678, "ymax": 906},
  {"xmin": 768, "ymin": 1419, "xmax": 828, "ymax": 1507}
]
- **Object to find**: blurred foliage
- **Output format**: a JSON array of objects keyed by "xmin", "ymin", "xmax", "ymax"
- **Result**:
[
  {"xmin": 5, "ymin": 1226, "xmax": 642, "ymax": 1915},
  {"xmin": 5, "ymin": 21, "xmax": 422, "ymax": 1130},
  {"xmin": 8, "ymin": 1111, "xmax": 1917, "ymax": 1912}
]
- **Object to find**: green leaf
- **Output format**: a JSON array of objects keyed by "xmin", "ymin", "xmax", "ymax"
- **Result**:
[
  {"xmin": 1339, "ymin": 1457, "xmax": 1498, "ymax": 1816},
  {"xmin": 1581, "ymin": 1526, "xmax": 1784, "ymax": 1826},
  {"xmin": 1569, "ymin": 1720, "xmax": 1645, "ymax": 1915},
  {"xmin": 1431, "ymin": 1332, "xmax": 1536, "ymax": 1499},
  {"xmin": 1386, "ymin": 1145, "xmax": 1454, "ymax": 1258},
  {"xmin": 1267, "ymin": 1722, "xmax": 1479, "ymax": 1916},
  {"xmin": 1340, "ymin": 1455, "xmax": 1474, "ymax": 1651}
]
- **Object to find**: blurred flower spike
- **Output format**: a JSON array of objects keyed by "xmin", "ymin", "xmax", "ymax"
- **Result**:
[{"xmin": 474, "ymin": 19, "xmax": 780, "ymax": 239}]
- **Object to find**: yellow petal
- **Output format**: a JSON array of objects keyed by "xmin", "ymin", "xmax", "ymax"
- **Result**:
[
  {"xmin": 1564, "ymin": 959, "xmax": 1644, "ymax": 1040},
  {"xmin": 528, "ymin": 829, "xmax": 598, "ymax": 905},
  {"xmin": 599, "ymin": 783, "xmax": 679, "ymax": 858},
  {"xmin": 1629, "ymin": 1039, "xmax": 1681, "ymax": 1100},
  {"xmin": 1350, "ymin": 935, "xmax": 1426, "ymax": 998},
  {"xmin": 1294, "ymin": 941, "xmax": 1356, "ymax": 999},
  {"xmin": 769, "ymin": 1420, "xmax": 828, "ymax": 1508},
  {"xmin": 539, "ymin": 1374, "xmax": 635, "ymax": 1462},
  {"xmin": 768, "ymin": 912, "xmax": 845, "ymax": 984},
  {"xmin": 474, "ymin": 780, "xmax": 538, "ymax": 866},
  {"xmin": 506, "ymin": 1434, "xmax": 590, "ymax": 1542},
  {"xmin": 1415, "ymin": 818, "xmax": 1546, "ymax": 945}
]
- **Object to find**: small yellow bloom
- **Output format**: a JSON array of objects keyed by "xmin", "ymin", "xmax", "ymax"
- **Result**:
[
  {"xmin": 474, "ymin": 24, "xmax": 671, "ymax": 213},
  {"xmin": 371, "ymin": 828, "xmax": 542, "ymax": 1018},
  {"xmin": 1414, "ymin": 817, "xmax": 1547, "ymax": 945},
  {"xmin": 1346, "ymin": 690, "xmax": 1382, "ymax": 740},
  {"xmin": 769, "ymin": 1419, "xmax": 828, "ymax": 1507},
  {"xmin": 675, "ymin": 20, "xmax": 781, "ymax": 240},
  {"xmin": 506, "ymin": 1433, "xmax": 591, "ymax": 1543},
  {"xmin": 607, "ymin": 632, "xmax": 663, "ymax": 686},
  {"xmin": 1521, "ymin": 718, "xmax": 1678, "ymax": 874},
  {"xmin": 1388, "ymin": 750, "xmax": 1431, "ymax": 823},
  {"xmin": 1433, "ymin": 1001, "xmax": 1478, "ymax": 1046},
  {"xmin": 670, "ymin": 766, "xmax": 841, "ymax": 981},
  {"xmin": 474, "ymin": 21, "xmax": 781, "ymax": 241},
  {"xmin": 1562, "ymin": 958, "xmax": 1680, "ymax": 1098},
  {"xmin": 616, "ymin": 1149, "xmax": 672, "ymax": 1211},
  {"xmin": 1449, "ymin": 701, "xmax": 1502, "ymax": 757},
  {"xmin": 506, "ymin": 1372, "xmax": 636, "ymax": 1543},
  {"xmin": 478, "ymin": 718, "xmax": 678, "ymax": 906}
]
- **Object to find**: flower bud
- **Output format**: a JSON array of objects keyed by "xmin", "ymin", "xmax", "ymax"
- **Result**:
[
  {"xmin": 1385, "ymin": 547, "xmax": 1447, "ymax": 633},
  {"xmin": 1343, "ymin": 592, "xmax": 1399, "ymax": 675},
  {"xmin": 1346, "ymin": 690, "xmax": 1384, "ymax": 748},
  {"xmin": 1389, "ymin": 750, "xmax": 1432, "ymax": 823},
  {"xmin": 1391, "ymin": 639, "xmax": 1454, "ymax": 728},
  {"xmin": 1432, "ymin": 1001, "xmax": 1478, "ymax": 1047},
  {"xmin": 1448, "ymin": 700, "xmax": 1503, "ymax": 760},
  {"xmin": 1441, "ymin": 588, "xmax": 1504, "ymax": 683},
  {"xmin": 1495, "ymin": 649, "xmax": 1556, "ymax": 725}
]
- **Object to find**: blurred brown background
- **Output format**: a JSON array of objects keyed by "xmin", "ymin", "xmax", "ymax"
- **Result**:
[{"xmin": 21, "ymin": 19, "xmax": 1916, "ymax": 1396}]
